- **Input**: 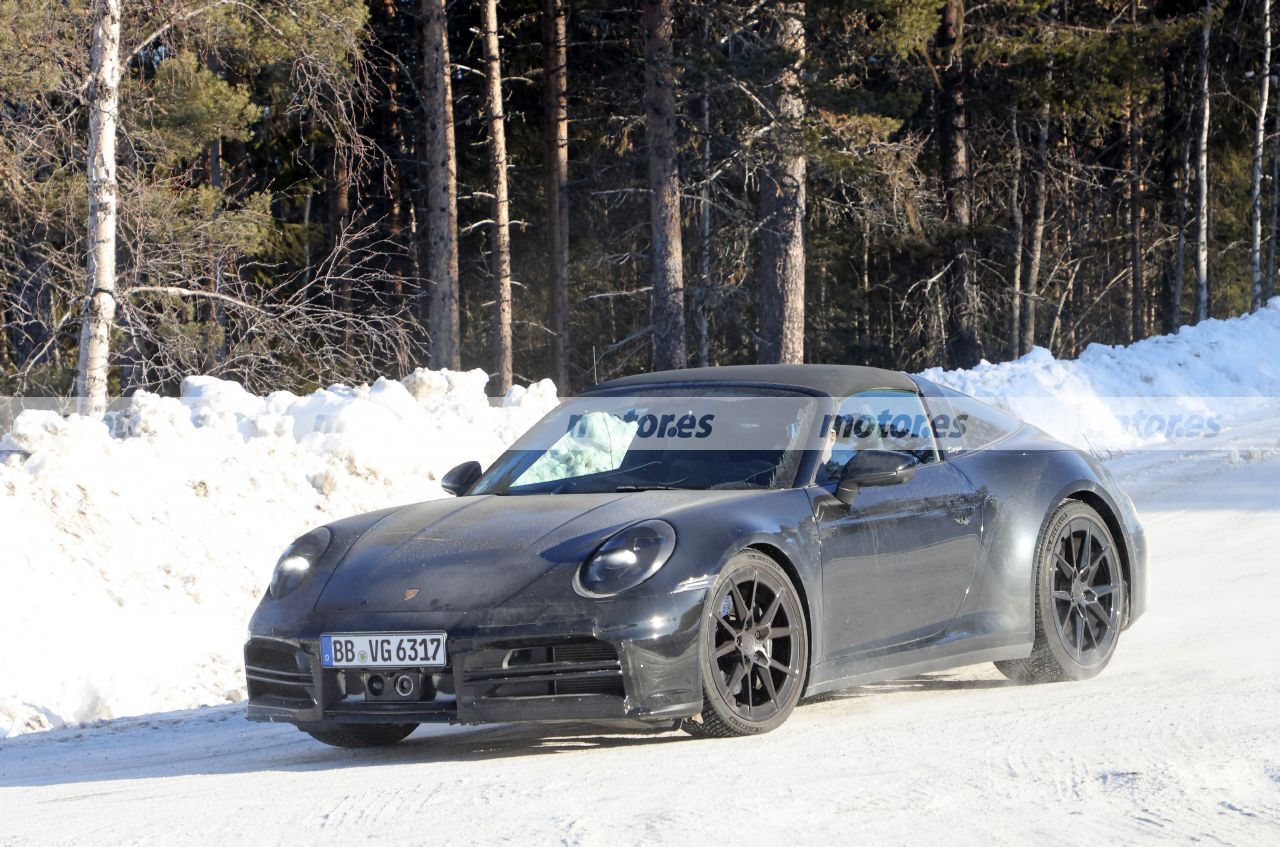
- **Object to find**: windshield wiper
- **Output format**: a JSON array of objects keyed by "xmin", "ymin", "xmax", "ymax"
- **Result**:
[{"xmin": 615, "ymin": 484, "xmax": 685, "ymax": 492}]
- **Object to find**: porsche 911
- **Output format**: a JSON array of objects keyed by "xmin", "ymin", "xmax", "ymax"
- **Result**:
[{"xmin": 244, "ymin": 365, "xmax": 1146, "ymax": 747}]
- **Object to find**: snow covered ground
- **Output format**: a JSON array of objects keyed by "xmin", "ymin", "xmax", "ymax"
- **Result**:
[
  {"xmin": 1, "ymin": 304, "xmax": 1279, "ymax": 841},
  {"xmin": 1, "ymin": 442, "xmax": 1277, "ymax": 843}
]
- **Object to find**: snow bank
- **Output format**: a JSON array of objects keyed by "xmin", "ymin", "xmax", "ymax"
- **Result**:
[
  {"xmin": 0, "ymin": 370, "xmax": 556, "ymax": 737},
  {"xmin": 922, "ymin": 299, "xmax": 1280, "ymax": 451}
]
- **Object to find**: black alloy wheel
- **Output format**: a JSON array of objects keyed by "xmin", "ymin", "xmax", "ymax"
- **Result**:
[
  {"xmin": 1050, "ymin": 513, "xmax": 1124, "ymax": 663},
  {"xmin": 684, "ymin": 550, "xmax": 809, "ymax": 737},
  {"xmin": 997, "ymin": 500, "xmax": 1126, "ymax": 684}
]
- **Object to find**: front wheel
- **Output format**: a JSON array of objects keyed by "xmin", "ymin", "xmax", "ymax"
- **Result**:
[
  {"xmin": 682, "ymin": 551, "xmax": 809, "ymax": 738},
  {"xmin": 300, "ymin": 722, "xmax": 418, "ymax": 749},
  {"xmin": 996, "ymin": 501, "xmax": 1126, "ymax": 684}
]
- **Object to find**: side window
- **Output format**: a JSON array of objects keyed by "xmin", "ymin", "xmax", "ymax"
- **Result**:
[
  {"xmin": 919, "ymin": 383, "xmax": 1022, "ymax": 455},
  {"xmin": 818, "ymin": 390, "xmax": 939, "ymax": 484}
]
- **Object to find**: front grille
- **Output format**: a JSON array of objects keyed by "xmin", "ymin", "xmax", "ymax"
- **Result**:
[
  {"xmin": 245, "ymin": 638, "xmax": 315, "ymax": 708},
  {"xmin": 461, "ymin": 637, "xmax": 624, "ymax": 698},
  {"xmin": 552, "ymin": 675, "xmax": 625, "ymax": 696},
  {"xmin": 549, "ymin": 641, "xmax": 617, "ymax": 664}
]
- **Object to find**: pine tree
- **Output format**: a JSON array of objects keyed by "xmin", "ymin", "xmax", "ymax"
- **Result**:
[
  {"xmin": 543, "ymin": 0, "xmax": 570, "ymax": 390},
  {"xmin": 757, "ymin": 2, "xmax": 807, "ymax": 365},
  {"xmin": 643, "ymin": 0, "xmax": 686, "ymax": 371},
  {"xmin": 423, "ymin": 0, "xmax": 461, "ymax": 368}
]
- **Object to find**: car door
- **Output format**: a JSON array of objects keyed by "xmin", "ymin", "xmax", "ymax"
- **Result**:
[{"xmin": 809, "ymin": 390, "xmax": 983, "ymax": 662}]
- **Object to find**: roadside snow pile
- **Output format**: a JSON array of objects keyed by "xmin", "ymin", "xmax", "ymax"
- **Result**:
[
  {"xmin": 0, "ymin": 369, "xmax": 556, "ymax": 737},
  {"xmin": 922, "ymin": 299, "xmax": 1280, "ymax": 451}
]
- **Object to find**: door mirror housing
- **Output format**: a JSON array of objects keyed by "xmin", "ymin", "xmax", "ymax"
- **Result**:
[
  {"xmin": 835, "ymin": 450, "xmax": 919, "ymax": 504},
  {"xmin": 441, "ymin": 461, "xmax": 483, "ymax": 496}
]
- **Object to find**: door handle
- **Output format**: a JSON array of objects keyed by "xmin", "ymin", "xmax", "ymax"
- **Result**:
[{"xmin": 947, "ymin": 501, "xmax": 978, "ymax": 526}]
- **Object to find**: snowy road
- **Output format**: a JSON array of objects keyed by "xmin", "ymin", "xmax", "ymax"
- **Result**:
[{"xmin": 3, "ymin": 448, "xmax": 1279, "ymax": 845}]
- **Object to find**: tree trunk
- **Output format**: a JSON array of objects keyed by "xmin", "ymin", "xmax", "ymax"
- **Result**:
[
  {"xmin": 696, "ymin": 65, "xmax": 712, "ymax": 369},
  {"xmin": 1128, "ymin": 124, "xmax": 1144, "ymax": 342},
  {"xmin": 1128, "ymin": 4, "xmax": 1145, "ymax": 342},
  {"xmin": 1173, "ymin": 119, "xmax": 1192, "ymax": 329},
  {"xmin": 1267, "ymin": 67, "xmax": 1280, "ymax": 304},
  {"xmin": 542, "ymin": 0, "xmax": 570, "ymax": 390},
  {"xmin": 483, "ymin": 0, "xmax": 513, "ymax": 395},
  {"xmin": 422, "ymin": 0, "xmax": 461, "ymax": 369},
  {"xmin": 206, "ymin": 53, "xmax": 224, "ymax": 196},
  {"xmin": 330, "ymin": 149, "xmax": 353, "ymax": 358},
  {"xmin": 205, "ymin": 52, "xmax": 228, "ymax": 355},
  {"xmin": 643, "ymin": 0, "xmax": 686, "ymax": 371},
  {"xmin": 1009, "ymin": 110, "xmax": 1023, "ymax": 358},
  {"xmin": 1251, "ymin": 0, "xmax": 1273, "ymax": 311},
  {"xmin": 860, "ymin": 214, "xmax": 871, "ymax": 350},
  {"xmin": 1020, "ymin": 109, "xmax": 1048, "ymax": 356},
  {"xmin": 757, "ymin": 2, "xmax": 806, "ymax": 365},
  {"xmin": 1194, "ymin": 0, "xmax": 1211, "ymax": 323},
  {"xmin": 935, "ymin": 0, "xmax": 981, "ymax": 368},
  {"xmin": 76, "ymin": 0, "xmax": 122, "ymax": 417},
  {"xmin": 301, "ymin": 189, "xmax": 314, "ymax": 293},
  {"xmin": 372, "ymin": 0, "xmax": 410, "ymax": 316},
  {"xmin": 1159, "ymin": 53, "xmax": 1181, "ymax": 335}
]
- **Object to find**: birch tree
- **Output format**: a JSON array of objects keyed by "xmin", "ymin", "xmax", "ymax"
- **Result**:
[
  {"xmin": 1251, "ymin": 0, "xmax": 1272, "ymax": 312},
  {"xmin": 1194, "ymin": 0, "xmax": 1212, "ymax": 323},
  {"xmin": 75, "ymin": 0, "xmax": 122, "ymax": 417}
]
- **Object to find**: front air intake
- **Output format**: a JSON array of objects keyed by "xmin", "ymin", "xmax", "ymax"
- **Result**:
[
  {"xmin": 244, "ymin": 638, "xmax": 315, "ymax": 709},
  {"xmin": 461, "ymin": 637, "xmax": 625, "ymax": 698}
]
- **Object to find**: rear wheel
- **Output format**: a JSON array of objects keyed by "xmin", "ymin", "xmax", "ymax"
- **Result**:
[
  {"xmin": 682, "ymin": 551, "xmax": 808, "ymax": 738},
  {"xmin": 996, "ymin": 500, "xmax": 1126, "ymax": 684},
  {"xmin": 300, "ymin": 722, "xmax": 418, "ymax": 749}
]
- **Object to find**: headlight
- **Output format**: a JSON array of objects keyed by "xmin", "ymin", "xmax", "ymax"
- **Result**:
[
  {"xmin": 269, "ymin": 527, "xmax": 333, "ymax": 599},
  {"xmin": 575, "ymin": 520, "xmax": 676, "ymax": 598}
]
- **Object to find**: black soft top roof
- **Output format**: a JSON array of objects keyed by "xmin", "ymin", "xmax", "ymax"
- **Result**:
[{"xmin": 587, "ymin": 364, "xmax": 918, "ymax": 398}]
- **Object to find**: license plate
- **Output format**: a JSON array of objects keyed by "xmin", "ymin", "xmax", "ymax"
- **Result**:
[{"xmin": 320, "ymin": 632, "xmax": 448, "ymax": 668}]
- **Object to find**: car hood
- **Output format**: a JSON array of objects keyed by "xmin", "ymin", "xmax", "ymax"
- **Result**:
[{"xmin": 314, "ymin": 492, "xmax": 678, "ymax": 613}]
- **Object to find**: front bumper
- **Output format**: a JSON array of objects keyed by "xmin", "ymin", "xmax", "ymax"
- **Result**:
[{"xmin": 244, "ymin": 591, "xmax": 707, "ymax": 727}]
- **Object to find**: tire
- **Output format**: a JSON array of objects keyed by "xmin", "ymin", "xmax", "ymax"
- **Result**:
[
  {"xmin": 300, "ymin": 722, "xmax": 418, "ymax": 749},
  {"xmin": 682, "ymin": 550, "xmax": 809, "ymax": 738},
  {"xmin": 996, "ymin": 500, "xmax": 1126, "ymax": 684}
]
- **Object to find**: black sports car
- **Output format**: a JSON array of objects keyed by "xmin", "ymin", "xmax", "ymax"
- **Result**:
[{"xmin": 245, "ymin": 365, "xmax": 1146, "ymax": 747}]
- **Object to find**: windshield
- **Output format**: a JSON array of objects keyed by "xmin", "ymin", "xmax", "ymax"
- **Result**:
[{"xmin": 470, "ymin": 387, "xmax": 822, "ymax": 495}]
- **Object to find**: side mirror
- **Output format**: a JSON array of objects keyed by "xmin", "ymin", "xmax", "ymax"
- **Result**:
[
  {"xmin": 835, "ymin": 450, "xmax": 918, "ymax": 504},
  {"xmin": 441, "ymin": 461, "xmax": 483, "ymax": 496}
]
